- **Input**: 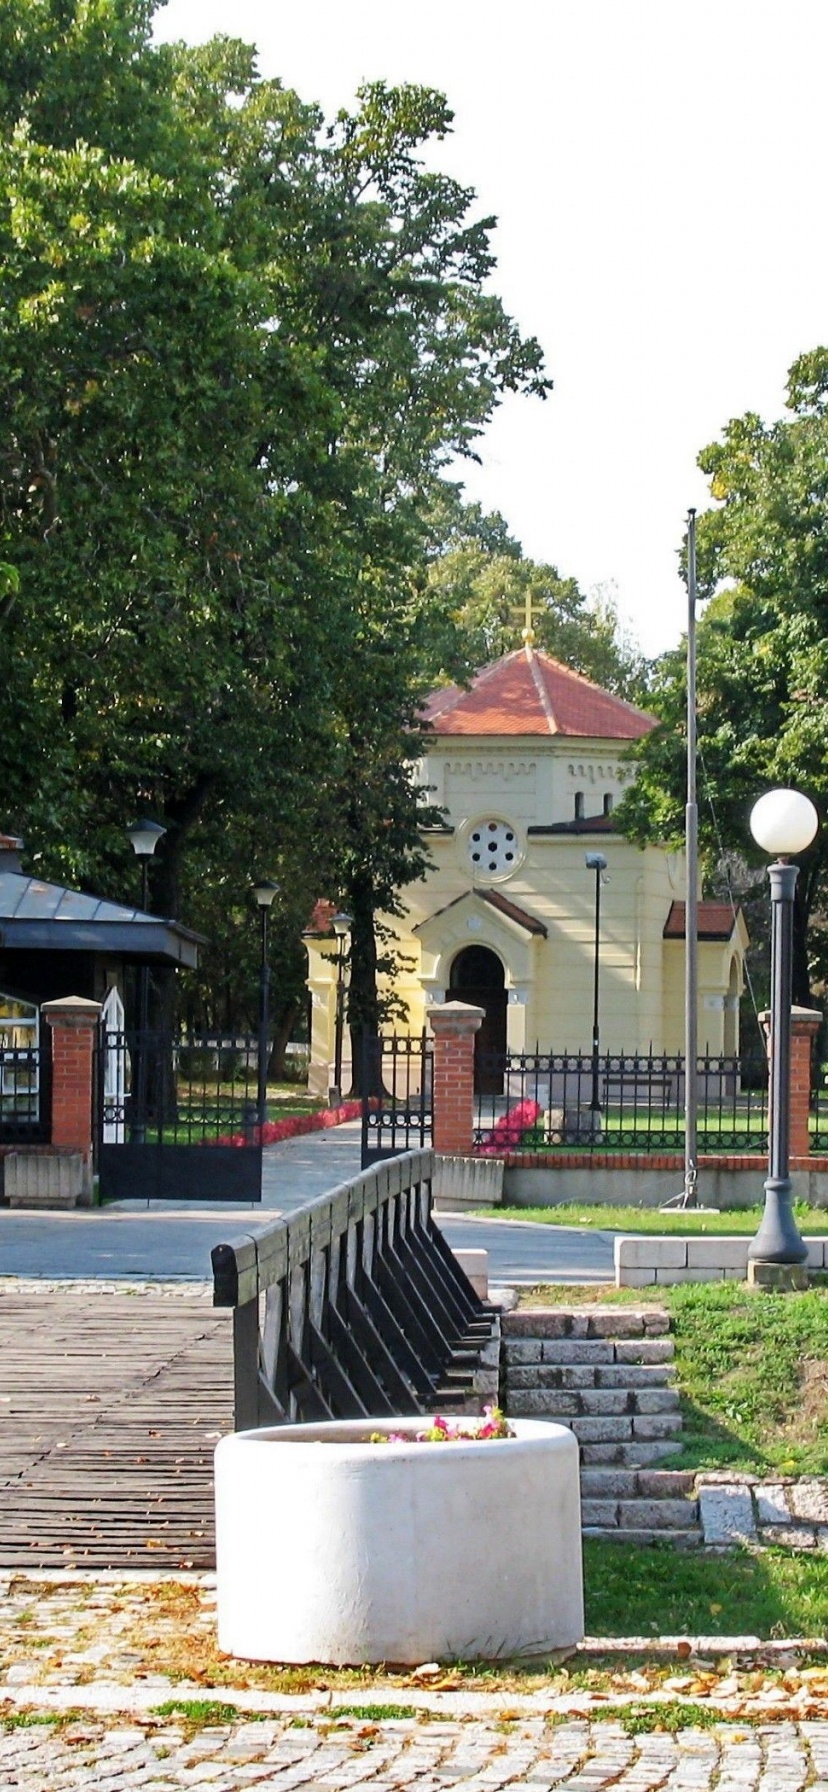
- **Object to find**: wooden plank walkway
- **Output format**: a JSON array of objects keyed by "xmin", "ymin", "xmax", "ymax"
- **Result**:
[{"xmin": 0, "ymin": 1284, "xmax": 234, "ymax": 1571}]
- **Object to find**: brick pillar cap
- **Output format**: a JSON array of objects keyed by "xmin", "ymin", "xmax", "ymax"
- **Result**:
[
  {"xmin": 759, "ymin": 1005, "xmax": 822, "ymax": 1032},
  {"xmin": 428, "ymin": 1001, "xmax": 485, "ymax": 1035},
  {"xmin": 42, "ymin": 996, "xmax": 102, "ymax": 1025}
]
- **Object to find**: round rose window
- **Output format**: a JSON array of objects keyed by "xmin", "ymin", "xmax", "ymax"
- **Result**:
[{"xmin": 468, "ymin": 820, "xmax": 518, "ymax": 876}]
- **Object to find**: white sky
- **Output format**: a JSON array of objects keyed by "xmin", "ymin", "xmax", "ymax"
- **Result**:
[{"xmin": 155, "ymin": 0, "xmax": 828, "ymax": 657}]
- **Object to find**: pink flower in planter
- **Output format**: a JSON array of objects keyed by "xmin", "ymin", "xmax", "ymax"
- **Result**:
[
  {"xmin": 369, "ymin": 1405, "xmax": 513, "ymax": 1444},
  {"xmin": 477, "ymin": 1098, "xmax": 542, "ymax": 1156}
]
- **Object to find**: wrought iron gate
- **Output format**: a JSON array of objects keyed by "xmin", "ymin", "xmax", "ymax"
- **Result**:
[
  {"xmin": 360, "ymin": 1030, "xmax": 432, "ymax": 1169},
  {"xmin": 95, "ymin": 1027, "xmax": 262, "ymax": 1202}
]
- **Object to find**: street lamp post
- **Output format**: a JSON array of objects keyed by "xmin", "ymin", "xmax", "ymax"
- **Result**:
[
  {"xmin": 252, "ymin": 880, "xmax": 279, "ymax": 1134},
  {"xmin": 585, "ymin": 853, "xmax": 607, "ymax": 1116},
  {"xmin": 330, "ymin": 911, "xmax": 352, "ymax": 1103},
  {"xmin": 126, "ymin": 818, "xmax": 167, "ymax": 1144},
  {"xmin": 748, "ymin": 788, "xmax": 819, "ymax": 1265}
]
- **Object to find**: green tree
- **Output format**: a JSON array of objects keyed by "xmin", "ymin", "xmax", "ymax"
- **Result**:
[
  {"xmin": 0, "ymin": 6, "xmax": 552, "ymax": 1062},
  {"xmin": 423, "ymin": 503, "xmax": 648, "ymax": 698},
  {"xmin": 271, "ymin": 85, "xmax": 552, "ymax": 1078},
  {"xmin": 618, "ymin": 347, "xmax": 828, "ymax": 1008}
]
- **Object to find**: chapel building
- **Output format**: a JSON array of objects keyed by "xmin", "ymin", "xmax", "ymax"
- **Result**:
[{"xmin": 304, "ymin": 643, "xmax": 747, "ymax": 1094}]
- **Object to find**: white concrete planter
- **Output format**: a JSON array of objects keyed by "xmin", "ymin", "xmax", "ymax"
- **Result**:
[{"xmin": 215, "ymin": 1417, "xmax": 583, "ymax": 1665}]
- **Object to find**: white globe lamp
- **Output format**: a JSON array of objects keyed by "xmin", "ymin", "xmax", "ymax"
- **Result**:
[{"xmin": 749, "ymin": 789, "xmax": 818, "ymax": 858}]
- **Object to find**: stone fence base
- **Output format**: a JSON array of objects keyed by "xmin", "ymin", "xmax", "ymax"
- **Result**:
[
  {"xmin": 4, "ymin": 1150, "xmax": 89, "ymax": 1209},
  {"xmin": 504, "ymin": 1158, "xmax": 828, "ymax": 1209},
  {"xmin": 432, "ymin": 1154, "xmax": 504, "ymax": 1211}
]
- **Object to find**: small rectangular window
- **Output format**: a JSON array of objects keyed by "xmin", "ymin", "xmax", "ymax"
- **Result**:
[
  {"xmin": 574, "ymin": 792, "xmax": 584, "ymax": 819},
  {"xmin": 603, "ymin": 793, "xmax": 614, "ymax": 816}
]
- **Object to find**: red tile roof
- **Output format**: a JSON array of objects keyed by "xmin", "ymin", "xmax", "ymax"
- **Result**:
[
  {"xmin": 482, "ymin": 890, "xmax": 547, "ymax": 935},
  {"xmin": 422, "ymin": 647, "xmax": 656, "ymax": 741},
  {"xmin": 663, "ymin": 901, "xmax": 741, "ymax": 941},
  {"xmin": 304, "ymin": 898, "xmax": 336, "ymax": 936},
  {"xmin": 412, "ymin": 888, "xmax": 547, "ymax": 938}
]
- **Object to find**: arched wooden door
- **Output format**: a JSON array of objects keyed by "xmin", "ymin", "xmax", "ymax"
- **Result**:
[{"xmin": 449, "ymin": 946, "xmax": 506, "ymax": 1094}]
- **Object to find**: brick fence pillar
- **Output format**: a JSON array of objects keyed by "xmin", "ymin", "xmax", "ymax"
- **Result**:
[
  {"xmin": 42, "ymin": 996, "xmax": 102, "ymax": 1166},
  {"xmin": 428, "ymin": 1002, "xmax": 485, "ymax": 1156},
  {"xmin": 761, "ymin": 1003, "xmax": 821, "ymax": 1162},
  {"xmin": 790, "ymin": 1005, "xmax": 822, "ymax": 1160}
]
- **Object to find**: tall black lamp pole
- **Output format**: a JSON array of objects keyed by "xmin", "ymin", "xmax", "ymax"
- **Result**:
[
  {"xmin": 748, "ymin": 788, "xmax": 818, "ymax": 1265},
  {"xmin": 330, "ymin": 911, "xmax": 352, "ymax": 1101},
  {"xmin": 127, "ymin": 817, "xmax": 166, "ymax": 1144},
  {"xmin": 252, "ymin": 880, "xmax": 279, "ymax": 1133},
  {"xmin": 585, "ymin": 852, "xmax": 607, "ymax": 1114}
]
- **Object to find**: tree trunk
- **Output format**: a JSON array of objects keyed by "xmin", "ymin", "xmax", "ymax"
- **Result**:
[
  {"xmin": 269, "ymin": 1000, "xmax": 299, "ymax": 1080},
  {"xmin": 793, "ymin": 877, "xmax": 813, "ymax": 1009},
  {"xmin": 139, "ymin": 773, "xmax": 217, "ymax": 1122},
  {"xmin": 345, "ymin": 867, "xmax": 382, "ymax": 1097}
]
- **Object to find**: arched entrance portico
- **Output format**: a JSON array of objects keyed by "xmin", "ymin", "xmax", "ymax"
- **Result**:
[{"xmin": 449, "ymin": 946, "xmax": 506, "ymax": 1094}]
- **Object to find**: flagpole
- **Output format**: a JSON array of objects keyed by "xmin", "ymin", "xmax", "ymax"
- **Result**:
[{"xmin": 684, "ymin": 509, "xmax": 699, "ymax": 1206}]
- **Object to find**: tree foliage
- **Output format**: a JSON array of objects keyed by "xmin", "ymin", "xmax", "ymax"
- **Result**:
[
  {"xmin": 424, "ymin": 502, "xmax": 648, "ymax": 699},
  {"xmin": 0, "ymin": 1, "xmax": 552, "ymax": 1059},
  {"xmin": 619, "ymin": 348, "xmax": 828, "ymax": 1007}
]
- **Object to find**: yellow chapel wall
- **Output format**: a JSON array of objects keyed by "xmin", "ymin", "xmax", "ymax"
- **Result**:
[
  {"xmin": 306, "ymin": 731, "xmax": 745, "ymax": 1081},
  {"xmin": 383, "ymin": 734, "xmax": 692, "ymax": 1055}
]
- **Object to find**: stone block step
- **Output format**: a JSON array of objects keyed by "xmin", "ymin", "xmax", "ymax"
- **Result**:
[
  {"xmin": 501, "ymin": 1307, "xmax": 688, "ymax": 1478},
  {"xmin": 503, "ymin": 1308, "xmax": 670, "ymax": 1339},
  {"xmin": 594, "ymin": 1365, "xmax": 676, "ymax": 1388},
  {"xmin": 572, "ymin": 1413, "xmax": 682, "ymax": 1443},
  {"xmin": 580, "ymin": 1439, "xmax": 682, "ymax": 1466},
  {"xmin": 580, "ymin": 1467, "xmax": 696, "ymax": 1499},
  {"xmin": 505, "ymin": 1403, "xmax": 683, "ymax": 1442},
  {"xmin": 502, "ymin": 1337, "xmax": 674, "ymax": 1366},
  {"xmin": 583, "ymin": 1526, "xmax": 701, "ymax": 1548},
  {"xmin": 504, "ymin": 1362, "xmax": 676, "ymax": 1391},
  {"xmin": 503, "ymin": 1385, "xmax": 680, "ymax": 1417},
  {"xmin": 581, "ymin": 1497, "xmax": 699, "ymax": 1529}
]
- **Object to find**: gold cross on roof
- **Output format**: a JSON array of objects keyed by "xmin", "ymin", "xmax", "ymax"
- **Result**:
[{"xmin": 510, "ymin": 589, "xmax": 542, "ymax": 648}]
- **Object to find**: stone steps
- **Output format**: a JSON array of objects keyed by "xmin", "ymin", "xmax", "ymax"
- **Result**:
[{"xmin": 501, "ymin": 1307, "xmax": 702, "ymax": 1545}]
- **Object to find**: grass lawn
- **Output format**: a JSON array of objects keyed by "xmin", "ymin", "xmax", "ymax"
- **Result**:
[
  {"xmin": 519, "ymin": 1280, "xmax": 828, "ymax": 1476},
  {"xmin": 583, "ymin": 1539, "xmax": 828, "ymax": 1639},
  {"xmin": 151, "ymin": 1086, "xmax": 325, "ymax": 1145},
  {"xmin": 664, "ymin": 1281, "xmax": 828, "ymax": 1474},
  {"xmin": 476, "ymin": 1201, "xmax": 828, "ymax": 1235}
]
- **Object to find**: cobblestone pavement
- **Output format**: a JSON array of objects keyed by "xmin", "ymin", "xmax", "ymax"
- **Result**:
[
  {"xmin": 3, "ymin": 1577, "xmax": 828, "ymax": 1787},
  {"xmin": 3, "ymin": 1709, "xmax": 828, "ymax": 1789}
]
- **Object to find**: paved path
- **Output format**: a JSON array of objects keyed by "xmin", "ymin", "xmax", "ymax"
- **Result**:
[
  {"xmin": 0, "ymin": 1208, "xmax": 614, "ymax": 1284},
  {"xmin": 3, "ymin": 1574, "xmax": 828, "ymax": 1786},
  {"xmin": 0, "ymin": 1124, "xmax": 614, "ymax": 1285},
  {"xmin": 4, "ymin": 1708, "xmax": 828, "ymax": 1788}
]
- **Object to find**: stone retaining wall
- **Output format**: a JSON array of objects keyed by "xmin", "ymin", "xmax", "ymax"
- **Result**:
[
  {"xmin": 615, "ymin": 1234, "xmax": 828, "ymax": 1286},
  {"xmin": 503, "ymin": 1161, "xmax": 828, "ymax": 1208},
  {"xmin": 697, "ymin": 1474, "xmax": 828, "ymax": 1550}
]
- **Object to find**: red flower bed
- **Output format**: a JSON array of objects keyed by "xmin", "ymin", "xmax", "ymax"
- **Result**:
[
  {"xmin": 476, "ymin": 1097, "xmax": 542, "ymax": 1156},
  {"xmin": 214, "ymin": 1100, "xmax": 364, "ymax": 1150}
]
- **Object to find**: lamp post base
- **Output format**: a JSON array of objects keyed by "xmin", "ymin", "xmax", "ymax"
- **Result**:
[
  {"xmin": 747, "ymin": 1260, "xmax": 809, "ymax": 1291},
  {"xmin": 747, "ymin": 1175, "xmax": 808, "ymax": 1266}
]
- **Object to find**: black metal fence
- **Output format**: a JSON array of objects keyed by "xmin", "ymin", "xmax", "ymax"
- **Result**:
[
  {"xmin": 212, "ymin": 1150, "xmax": 496, "ymax": 1428},
  {"xmin": 361, "ymin": 1029, "xmax": 432, "ymax": 1168},
  {"xmin": 807, "ymin": 1079, "xmax": 828, "ymax": 1152},
  {"xmin": 95, "ymin": 1029, "xmax": 262, "ymax": 1201},
  {"xmin": 0, "ymin": 1039, "xmax": 51, "ymax": 1144},
  {"xmin": 473, "ymin": 1049, "xmax": 770, "ymax": 1155}
]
